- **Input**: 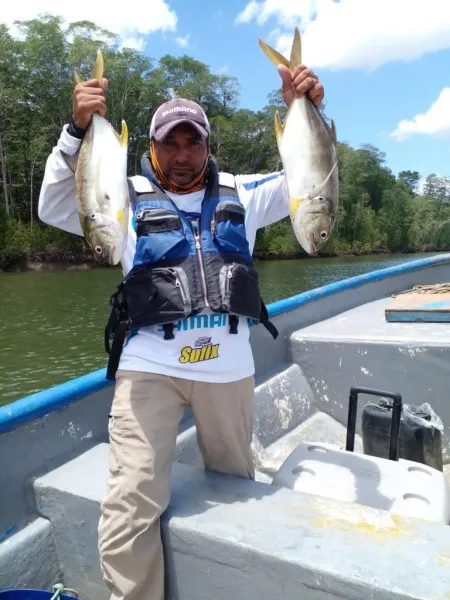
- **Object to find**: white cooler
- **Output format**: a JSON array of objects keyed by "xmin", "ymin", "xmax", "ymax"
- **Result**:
[{"xmin": 271, "ymin": 442, "xmax": 450, "ymax": 524}]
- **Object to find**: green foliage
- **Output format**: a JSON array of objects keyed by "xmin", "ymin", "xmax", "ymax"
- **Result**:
[{"xmin": 0, "ymin": 15, "xmax": 449, "ymax": 259}]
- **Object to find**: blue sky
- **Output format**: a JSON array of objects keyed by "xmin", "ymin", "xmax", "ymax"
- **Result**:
[{"xmin": 8, "ymin": 0, "xmax": 450, "ymax": 182}]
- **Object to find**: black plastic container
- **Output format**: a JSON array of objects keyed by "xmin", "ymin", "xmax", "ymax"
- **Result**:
[
  {"xmin": 346, "ymin": 386, "xmax": 402, "ymax": 461},
  {"xmin": 361, "ymin": 399, "xmax": 443, "ymax": 471}
]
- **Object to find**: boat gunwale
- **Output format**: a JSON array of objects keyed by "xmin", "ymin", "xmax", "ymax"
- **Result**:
[{"xmin": 1, "ymin": 253, "xmax": 449, "ymax": 434}]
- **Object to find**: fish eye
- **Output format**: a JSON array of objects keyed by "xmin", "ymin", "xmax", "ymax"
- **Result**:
[
  {"xmin": 91, "ymin": 214, "xmax": 96, "ymax": 219},
  {"xmin": 94, "ymin": 245, "xmax": 103, "ymax": 255},
  {"xmin": 105, "ymin": 194, "xmax": 110, "ymax": 200},
  {"xmin": 320, "ymin": 231, "xmax": 328, "ymax": 239}
]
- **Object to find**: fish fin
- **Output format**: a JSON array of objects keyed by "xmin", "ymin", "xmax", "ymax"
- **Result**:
[
  {"xmin": 74, "ymin": 69, "xmax": 83, "ymax": 85},
  {"xmin": 313, "ymin": 161, "xmax": 338, "ymax": 197},
  {"xmin": 116, "ymin": 208, "xmax": 125, "ymax": 225},
  {"xmin": 120, "ymin": 120, "xmax": 128, "ymax": 147},
  {"xmin": 289, "ymin": 197, "xmax": 304, "ymax": 218},
  {"xmin": 92, "ymin": 49, "xmax": 104, "ymax": 81},
  {"xmin": 330, "ymin": 119, "xmax": 337, "ymax": 144},
  {"xmin": 60, "ymin": 150, "xmax": 79, "ymax": 173},
  {"xmin": 274, "ymin": 111, "xmax": 285, "ymax": 144},
  {"xmin": 258, "ymin": 37, "xmax": 291, "ymax": 70},
  {"xmin": 290, "ymin": 27, "xmax": 302, "ymax": 67}
]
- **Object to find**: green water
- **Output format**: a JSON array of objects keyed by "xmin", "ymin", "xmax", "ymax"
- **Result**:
[{"xmin": 0, "ymin": 253, "xmax": 436, "ymax": 405}]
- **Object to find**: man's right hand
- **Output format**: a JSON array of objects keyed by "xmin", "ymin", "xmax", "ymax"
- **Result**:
[{"xmin": 72, "ymin": 78, "xmax": 108, "ymax": 130}]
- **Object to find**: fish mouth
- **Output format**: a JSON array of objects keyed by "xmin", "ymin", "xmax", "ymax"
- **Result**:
[
  {"xmin": 109, "ymin": 243, "xmax": 124, "ymax": 266},
  {"xmin": 298, "ymin": 230, "xmax": 319, "ymax": 256}
]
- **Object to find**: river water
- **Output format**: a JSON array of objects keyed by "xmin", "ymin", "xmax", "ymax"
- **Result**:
[{"xmin": 0, "ymin": 253, "xmax": 436, "ymax": 405}]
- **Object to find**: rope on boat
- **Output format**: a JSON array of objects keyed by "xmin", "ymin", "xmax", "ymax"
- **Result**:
[
  {"xmin": 392, "ymin": 283, "xmax": 450, "ymax": 298},
  {"xmin": 50, "ymin": 584, "xmax": 79, "ymax": 600}
]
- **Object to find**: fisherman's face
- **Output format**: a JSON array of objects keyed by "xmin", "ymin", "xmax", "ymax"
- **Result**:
[{"xmin": 154, "ymin": 123, "xmax": 208, "ymax": 186}]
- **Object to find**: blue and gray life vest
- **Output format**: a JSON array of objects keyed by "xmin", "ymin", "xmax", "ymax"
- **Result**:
[{"xmin": 104, "ymin": 155, "xmax": 278, "ymax": 380}]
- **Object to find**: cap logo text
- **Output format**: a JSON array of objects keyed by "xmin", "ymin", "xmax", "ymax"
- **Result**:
[{"xmin": 161, "ymin": 107, "xmax": 198, "ymax": 117}]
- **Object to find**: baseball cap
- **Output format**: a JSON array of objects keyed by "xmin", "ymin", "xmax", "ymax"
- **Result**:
[{"xmin": 149, "ymin": 98, "xmax": 210, "ymax": 141}]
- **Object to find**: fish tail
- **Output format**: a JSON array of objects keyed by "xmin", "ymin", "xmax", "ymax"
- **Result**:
[
  {"xmin": 74, "ymin": 48, "xmax": 103, "ymax": 84},
  {"xmin": 120, "ymin": 120, "xmax": 128, "ymax": 147},
  {"xmin": 258, "ymin": 37, "xmax": 291, "ymax": 69},
  {"xmin": 290, "ymin": 27, "xmax": 302, "ymax": 67},
  {"xmin": 92, "ymin": 49, "xmax": 104, "ymax": 81},
  {"xmin": 258, "ymin": 27, "xmax": 303, "ymax": 71}
]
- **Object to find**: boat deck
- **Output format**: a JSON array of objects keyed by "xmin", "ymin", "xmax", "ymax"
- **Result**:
[
  {"xmin": 3, "ymin": 255, "xmax": 450, "ymax": 599},
  {"xmin": 293, "ymin": 296, "xmax": 450, "ymax": 345}
]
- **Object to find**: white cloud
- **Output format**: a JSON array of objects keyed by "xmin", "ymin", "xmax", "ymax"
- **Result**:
[
  {"xmin": 236, "ymin": 0, "xmax": 315, "ymax": 27},
  {"xmin": 391, "ymin": 88, "xmax": 450, "ymax": 141},
  {"xmin": 175, "ymin": 34, "xmax": 190, "ymax": 48},
  {"xmin": 236, "ymin": 0, "xmax": 450, "ymax": 71},
  {"xmin": 3, "ymin": 0, "xmax": 177, "ymax": 47},
  {"xmin": 216, "ymin": 64, "xmax": 229, "ymax": 74},
  {"xmin": 120, "ymin": 37, "xmax": 146, "ymax": 51}
]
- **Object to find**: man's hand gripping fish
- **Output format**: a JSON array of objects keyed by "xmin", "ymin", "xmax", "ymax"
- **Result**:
[
  {"xmin": 258, "ymin": 28, "xmax": 339, "ymax": 256},
  {"xmin": 61, "ymin": 50, "xmax": 129, "ymax": 266}
]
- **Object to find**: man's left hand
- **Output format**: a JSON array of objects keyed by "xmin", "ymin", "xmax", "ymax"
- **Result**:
[{"xmin": 277, "ymin": 64, "xmax": 324, "ymax": 108}]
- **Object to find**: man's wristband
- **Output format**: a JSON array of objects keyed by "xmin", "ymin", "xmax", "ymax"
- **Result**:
[{"xmin": 67, "ymin": 119, "xmax": 87, "ymax": 139}]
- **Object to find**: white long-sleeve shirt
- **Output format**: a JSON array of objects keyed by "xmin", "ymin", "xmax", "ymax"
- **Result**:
[{"xmin": 38, "ymin": 124, "xmax": 290, "ymax": 383}]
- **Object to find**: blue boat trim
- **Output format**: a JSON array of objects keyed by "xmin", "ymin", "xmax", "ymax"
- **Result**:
[
  {"xmin": 0, "ymin": 524, "xmax": 18, "ymax": 543},
  {"xmin": 0, "ymin": 369, "xmax": 113, "ymax": 434},
  {"xmin": 0, "ymin": 253, "xmax": 449, "ymax": 435}
]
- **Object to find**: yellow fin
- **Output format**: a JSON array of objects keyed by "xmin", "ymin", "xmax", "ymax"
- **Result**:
[
  {"xmin": 92, "ymin": 49, "xmax": 104, "ymax": 81},
  {"xmin": 290, "ymin": 197, "xmax": 304, "ymax": 217},
  {"xmin": 274, "ymin": 111, "xmax": 285, "ymax": 144},
  {"xmin": 290, "ymin": 27, "xmax": 302, "ymax": 67},
  {"xmin": 258, "ymin": 37, "xmax": 291, "ymax": 69},
  {"xmin": 120, "ymin": 120, "xmax": 128, "ymax": 147},
  {"xmin": 116, "ymin": 208, "xmax": 125, "ymax": 224},
  {"xmin": 74, "ymin": 69, "xmax": 83, "ymax": 85}
]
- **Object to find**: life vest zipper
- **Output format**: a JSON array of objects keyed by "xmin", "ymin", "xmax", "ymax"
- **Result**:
[
  {"xmin": 167, "ymin": 267, "xmax": 191, "ymax": 315},
  {"xmin": 190, "ymin": 218, "xmax": 209, "ymax": 308},
  {"xmin": 225, "ymin": 264, "xmax": 233, "ymax": 296}
]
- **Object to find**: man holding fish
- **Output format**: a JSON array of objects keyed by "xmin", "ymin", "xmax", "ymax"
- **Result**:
[{"xmin": 38, "ymin": 30, "xmax": 331, "ymax": 600}]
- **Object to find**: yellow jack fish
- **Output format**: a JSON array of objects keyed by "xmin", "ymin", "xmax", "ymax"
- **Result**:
[
  {"xmin": 61, "ymin": 49, "xmax": 129, "ymax": 266},
  {"xmin": 259, "ymin": 28, "xmax": 339, "ymax": 256}
]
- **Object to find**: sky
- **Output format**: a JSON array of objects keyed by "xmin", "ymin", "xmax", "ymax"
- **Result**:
[{"xmin": 5, "ymin": 0, "xmax": 450, "ymax": 181}]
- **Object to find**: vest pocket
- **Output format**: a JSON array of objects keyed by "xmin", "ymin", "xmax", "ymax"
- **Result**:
[
  {"xmin": 134, "ymin": 208, "xmax": 189, "ymax": 264},
  {"xmin": 124, "ymin": 265, "xmax": 193, "ymax": 328},
  {"xmin": 212, "ymin": 201, "xmax": 250, "ymax": 255},
  {"xmin": 219, "ymin": 262, "xmax": 261, "ymax": 320}
]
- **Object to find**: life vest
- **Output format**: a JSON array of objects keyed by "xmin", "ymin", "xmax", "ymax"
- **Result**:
[{"xmin": 104, "ymin": 156, "xmax": 278, "ymax": 380}]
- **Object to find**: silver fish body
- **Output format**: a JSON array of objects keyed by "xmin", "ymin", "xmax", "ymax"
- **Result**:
[
  {"xmin": 62, "ymin": 50, "xmax": 129, "ymax": 266},
  {"xmin": 259, "ymin": 28, "xmax": 339, "ymax": 256}
]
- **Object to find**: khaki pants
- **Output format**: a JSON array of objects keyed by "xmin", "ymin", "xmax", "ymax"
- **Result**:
[{"xmin": 98, "ymin": 369, "xmax": 255, "ymax": 600}]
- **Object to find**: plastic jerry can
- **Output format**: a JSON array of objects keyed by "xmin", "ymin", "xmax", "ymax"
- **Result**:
[{"xmin": 362, "ymin": 399, "xmax": 444, "ymax": 471}]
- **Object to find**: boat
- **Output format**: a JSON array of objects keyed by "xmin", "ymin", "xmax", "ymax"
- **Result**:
[{"xmin": 1, "ymin": 252, "xmax": 450, "ymax": 599}]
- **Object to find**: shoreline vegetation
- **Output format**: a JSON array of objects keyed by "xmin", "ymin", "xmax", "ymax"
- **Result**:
[
  {"xmin": 2, "ymin": 16, "xmax": 450, "ymax": 273},
  {"xmin": 0, "ymin": 246, "xmax": 444, "ymax": 273}
]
